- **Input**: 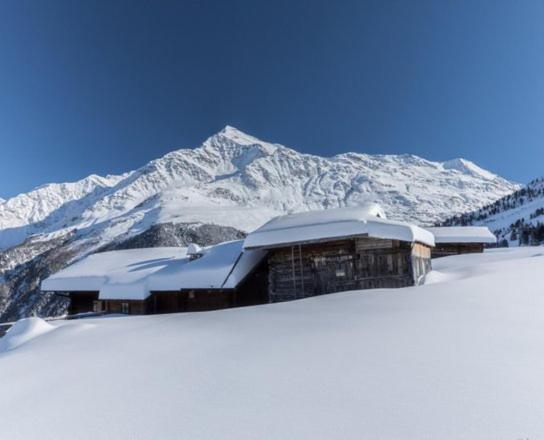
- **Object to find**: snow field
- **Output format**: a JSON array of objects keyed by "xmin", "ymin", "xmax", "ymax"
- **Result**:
[{"xmin": 1, "ymin": 247, "xmax": 543, "ymax": 439}]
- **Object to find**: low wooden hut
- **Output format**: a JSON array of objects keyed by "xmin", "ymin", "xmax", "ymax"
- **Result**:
[
  {"xmin": 425, "ymin": 226, "xmax": 496, "ymax": 258},
  {"xmin": 41, "ymin": 241, "xmax": 267, "ymax": 316},
  {"xmin": 243, "ymin": 207, "xmax": 435, "ymax": 303}
]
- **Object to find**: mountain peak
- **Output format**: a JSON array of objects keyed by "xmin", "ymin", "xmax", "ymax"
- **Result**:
[
  {"xmin": 221, "ymin": 124, "xmax": 242, "ymax": 134},
  {"xmin": 442, "ymin": 158, "xmax": 498, "ymax": 181},
  {"xmin": 205, "ymin": 125, "xmax": 278, "ymax": 156},
  {"xmin": 217, "ymin": 125, "xmax": 262, "ymax": 144}
]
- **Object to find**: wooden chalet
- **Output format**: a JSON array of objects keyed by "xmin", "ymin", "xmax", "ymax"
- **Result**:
[
  {"xmin": 243, "ymin": 206, "xmax": 435, "ymax": 303},
  {"xmin": 425, "ymin": 226, "xmax": 496, "ymax": 258},
  {"xmin": 42, "ymin": 204, "xmax": 465, "ymax": 315},
  {"xmin": 41, "ymin": 241, "xmax": 267, "ymax": 316}
]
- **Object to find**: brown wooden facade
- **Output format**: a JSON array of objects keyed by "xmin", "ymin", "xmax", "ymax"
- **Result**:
[
  {"xmin": 267, "ymin": 237, "xmax": 432, "ymax": 303},
  {"xmin": 67, "ymin": 289, "xmax": 248, "ymax": 316},
  {"xmin": 431, "ymin": 243, "xmax": 485, "ymax": 259}
]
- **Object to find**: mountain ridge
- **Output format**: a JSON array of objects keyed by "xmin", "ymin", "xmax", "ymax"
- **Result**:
[
  {"xmin": 1, "ymin": 126, "xmax": 512, "ymax": 204},
  {"xmin": 0, "ymin": 126, "xmax": 519, "ymax": 253}
]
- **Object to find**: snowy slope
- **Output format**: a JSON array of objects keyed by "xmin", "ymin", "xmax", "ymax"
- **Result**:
[
  {"xmin": 0, "ymin": 173, "xmax": 127, "ymax": 230},
  {"xmin": 1, "ymin": 247, "xmax": 543, "ymax": 440},
  {"xmin": 0, "ymin": 126, "xmax": 518, "ymax": 253},
  {"xmin": 443, "ymin": 177, "xmax": 544, "ymax": 244},
  {"xmin": 0, "ymin": 173, "xmax": 128, "ymax": 250}
]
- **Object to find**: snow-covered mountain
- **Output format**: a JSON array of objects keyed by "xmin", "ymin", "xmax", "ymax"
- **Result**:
[
  {"xmin": 0, "ymin": 126, "xmax": 520, "ymax": 321},
  {"xmin": 443, "ymin": 177, "xmax": 544, "ymax": 245},
  {"xmin": 0, "ymin": 125, "xmax": 519, "ymax": 252}
]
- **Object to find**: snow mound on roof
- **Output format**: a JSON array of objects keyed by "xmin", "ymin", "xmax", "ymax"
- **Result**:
[
  {"xmin": 427, "ymin": 226, "xmax": 496, "ymax": 244},
  {"xmin": 355, "ymin": 202, "xmax": 387, "ymax": 219},
  {"xmin": 187, "ymin": 243, "xmax": 203, "ymax": 256},
  {"xmin": 0, "ymin": 318, "xmax": 55, "ymax": 352},
  {"xmin": 244, "ymin": 206, "xmax": 434, "ymax": 249}
]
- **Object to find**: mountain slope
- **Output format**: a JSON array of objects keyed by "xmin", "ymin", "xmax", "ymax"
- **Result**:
[
  {"xmin": 0, "ymin": 173, "xmax": 128, "ymax": 250},
  {"xmin": 443, "ymin": 177, "xmax": 544, "ymax": 245},
  {"xmin": 0, "ymin": 126, "xmax": 520, "ymax": 320},
  {"xmin": 0, "ymin": 126, "xmax": 519, "ymax": 253}
]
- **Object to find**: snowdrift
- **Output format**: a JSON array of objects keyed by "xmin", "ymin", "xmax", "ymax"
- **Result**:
[
  {"xmin": 1, "ymin": 248, "xmax": 544, "ymax": 439},
  {"xmin": 0, "ymin": 317, "xmax": 55, "ymax": 352}
]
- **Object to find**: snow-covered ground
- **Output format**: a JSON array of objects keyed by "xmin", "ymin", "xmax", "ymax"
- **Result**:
[{"xmin": 1, "ymin": 247, "xmax": 543, "ymax": 439}]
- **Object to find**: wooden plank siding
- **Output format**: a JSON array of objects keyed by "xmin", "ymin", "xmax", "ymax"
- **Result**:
[
  {"xmin": 411, "ymin": 242, "xmax": 432, "ymax": 285},
  {"xmin": 432, "ymin": 243, "xmax": 484, "ymax": 259},
  {"xmin": 89, "ymin": 291, "xmax": 233, "ymax": 315},
  {"xmin": 104, "ymin": 299, "xmax": 149, "ymax": 315},
  {"xmin": 267, "ymin": 237, "xmax": 432, "ymax": 302}
]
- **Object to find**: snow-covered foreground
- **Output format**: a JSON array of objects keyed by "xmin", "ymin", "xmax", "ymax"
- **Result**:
[{"xmin": 1, "ymin": 247, "xmax": 544, "ymax": 439}]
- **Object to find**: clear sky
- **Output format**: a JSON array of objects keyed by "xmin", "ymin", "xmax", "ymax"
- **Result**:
[{"xmin": 1, "ymin": 0, "xmax": 543, "ymax": 198}]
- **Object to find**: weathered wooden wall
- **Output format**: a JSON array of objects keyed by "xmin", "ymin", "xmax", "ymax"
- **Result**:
[
  {"xmin": 268, "ymin": 237, "xmax": 432, "ymax": 302},
  {"xmin": 104, "ymin": 299, "xmax": 149, "ymax": 315},
  {"xmin": 143, "ymin": 291, "xmax": 231, "ymax": 314},
  {"xmin": 432, "ymin": 243, "xmax": 484, "ymax": 259},
  {"xmin": 70, "ymin": 292, "xmax": 232, "ymax": 316},
  {"xmin": 411, "ymin": 243, "xmax": 432, "ymax": 285}
]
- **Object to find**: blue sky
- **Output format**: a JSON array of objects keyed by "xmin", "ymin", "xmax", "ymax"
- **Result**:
[{"xmin": 1, "ymin": 0, "xmax": 543, "ymax": 198}]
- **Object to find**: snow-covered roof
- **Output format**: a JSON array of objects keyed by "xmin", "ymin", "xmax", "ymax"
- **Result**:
[
  {"xmin": 41, "ymin": 248, "xmax": 186, "ymax": 299},
  {"xmin": 147, "ymin": 241, "xmax": 266, "ymax": 292},
  {"xmin": 41, "ymin": 241, "xmax": 265, "ymax": 300},
  {"xmin": 243, "ymin": 206, "xmax": 435, "ymax": 249},
  {"xmin": 426, "ymin": 226, "xmax": 497, "ymax": 244}
]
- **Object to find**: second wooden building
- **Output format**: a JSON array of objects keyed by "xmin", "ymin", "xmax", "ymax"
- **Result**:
[{"xmin": 243, "ymin": 206, "xmax": 435, "ymax": 302}]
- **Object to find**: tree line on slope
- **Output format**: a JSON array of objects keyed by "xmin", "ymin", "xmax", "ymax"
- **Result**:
[{"xmin": 442, "ymin": 177, "xmax": 544, "ymax": 247}]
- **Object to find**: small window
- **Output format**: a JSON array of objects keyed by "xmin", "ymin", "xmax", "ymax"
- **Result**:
[
  {"xmin": 121, "ymin": 302, "xmax": 129, "ymax": 314},
  {"xmin": 335, "ymin": 268, "xmax": 346, "ymax": 277}
]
